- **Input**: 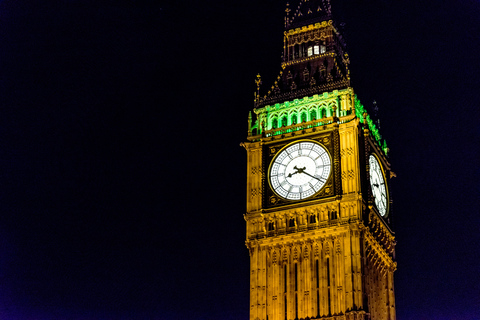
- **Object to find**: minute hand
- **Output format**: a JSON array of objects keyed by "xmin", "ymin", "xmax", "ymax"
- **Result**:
[{"xmin": 302, "ymin": 171, "xmax": 323, "ymax": 181}]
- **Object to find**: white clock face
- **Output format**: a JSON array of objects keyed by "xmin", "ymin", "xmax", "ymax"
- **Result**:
[
  {"xmin": 369, "ymin": 155, "xmax": 388, "ymax": 216},
  {"xmin": 269, "ymin": 141, "xmax": 331, "ymax": 200}
]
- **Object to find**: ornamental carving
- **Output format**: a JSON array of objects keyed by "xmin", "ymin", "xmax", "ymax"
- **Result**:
[
  {"xmin": 269, "ymin": 195, "xmax": 278, "ymax": 204},
  {"xmin": 282, "ymin": 249, "xmax": 288, "ymax": 263},
  {"xmin": 293, "ymin": 246, "xmax": 299, "ymax": 261},
  {"xmin": 314, "ymin": 243, "xmax": 320, "ymax": 257},
  {"xmin": 251, "ymin": 166, "xmax": 263, "ymax": 175},
  {"xmin": 325, "ymin": 243, "xmax": 330, "ymax": 257},
  {"xmin": 251, "ymin": 188, "xmax": 262, "ymax": 197},
  {"xmin": 341, "ymin": 170, "xmax": 355, "ymax": 180},
  {"xmin": 304, "ymin": 245, "xmax": 310, "ymax": 260},
  {"xmin": 336, "ymin": 241, "xmax": 341, "ymax": 254},
  {"xmin": 340, "ymin": 147, "xmax": 354, "ymax": 157},
  {"xmin": 272, "ymin": 250, "xmax": 278, "ymax": 265}
]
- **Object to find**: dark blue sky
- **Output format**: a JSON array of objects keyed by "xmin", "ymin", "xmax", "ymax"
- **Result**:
[{"xmin": 0, "ymin": 0, "xmax": 479, "ymax": 319}]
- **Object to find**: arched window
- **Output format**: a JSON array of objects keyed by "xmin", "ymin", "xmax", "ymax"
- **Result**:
[
  {"xmin": 310, "ymin": 110, "xmax": 317, "ymax": 121},
  {"xmin": 309, "ymin": 214, "xmax": 316, "ymax": 224},
  {"xmin": 289, "ymin": 218, "xmax": 296, "ymax": 227},
  {"xmin": 272, "ymin": 118, "xmax": 278, "ymax": 129},
  {"xmin": 329, "ymin": 210, "xmax": 337, "ymax": 220},
  {"xmin": 281, "ymin": 116, "xmax": 288, "ymax": 127},
  {"xmin": 321, "ymin": 108, "xmax": 327, "ymax": 119},
  {"xmin": 301, "ymin": 112, "xmax": 307, "ymax": 123},
  {"xmin": 291, "ymin": 114, "xmax": 297, "ymax": 125},
  {"xmin": 268, "ymin": 222, "xmax": 275, "ymax": 231}
]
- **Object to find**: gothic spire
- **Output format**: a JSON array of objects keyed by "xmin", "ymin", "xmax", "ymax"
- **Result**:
[{"xmin": 254, "ymin": 0, "xmax": 349, "ymax": 108}]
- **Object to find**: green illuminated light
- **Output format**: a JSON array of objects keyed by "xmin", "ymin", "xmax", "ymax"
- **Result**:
[
  {"xmin": 249, "ymin": 89, "xmax": 388, "ymax": 156},
  {"xmin": 354, "ymin": 96, "xmax": 388, "ymax": 155}
]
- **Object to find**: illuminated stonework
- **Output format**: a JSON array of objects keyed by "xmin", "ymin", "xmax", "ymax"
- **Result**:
[{"xmin": 242, "ymin": 1, "xmax": 396, "ymax": 320}]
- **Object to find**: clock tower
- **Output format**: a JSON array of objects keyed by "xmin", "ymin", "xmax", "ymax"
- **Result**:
[{"xmin": 241, "ymin": 1, "xmax": 396, "ymax": 320}]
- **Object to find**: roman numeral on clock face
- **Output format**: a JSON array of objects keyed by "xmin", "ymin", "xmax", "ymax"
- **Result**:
[{"xmin": 269, "ymin": 141, "xmax": 332, "ymax": 201}]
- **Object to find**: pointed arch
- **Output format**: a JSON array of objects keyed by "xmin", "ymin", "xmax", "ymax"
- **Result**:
[
  {"xmin": 271, "ymin": 117, "xmax": 278, "ymax": 129},
  {"xmin": 290, "ymin": 112, "xmax": 298, "ymax": 125}
]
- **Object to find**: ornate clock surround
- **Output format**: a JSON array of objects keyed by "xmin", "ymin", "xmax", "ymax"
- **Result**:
[{"xmin": 262, "ymin": 129, "xmax": 342, "ymax": 209}]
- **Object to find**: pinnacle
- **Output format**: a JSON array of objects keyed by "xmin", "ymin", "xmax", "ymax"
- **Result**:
[{"xmin": 285, "ymin": 0, "xmax": 332, "ymax": 30}]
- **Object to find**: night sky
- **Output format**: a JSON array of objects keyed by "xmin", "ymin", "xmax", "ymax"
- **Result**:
[{"xmin": 0, "ymin": 0, "xmax": 479, "ymax": 319}]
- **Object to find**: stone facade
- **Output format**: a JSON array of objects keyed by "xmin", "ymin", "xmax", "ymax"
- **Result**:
[{"xmin": 241, "ymin": 2, "xmax": 396, "ymax": 319}]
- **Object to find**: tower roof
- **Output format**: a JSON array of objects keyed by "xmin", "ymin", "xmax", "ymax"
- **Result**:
[
  {"xmin": 254, "ymin": 0, "xmax": 349, "ymax": 108},
  {"xmin": 286, "ymin": 0, "xmax": 332, "ymax": 30}
]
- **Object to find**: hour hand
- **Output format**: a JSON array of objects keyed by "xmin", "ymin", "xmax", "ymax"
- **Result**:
[
  {"xmin": 287, "ymin": 171, "xmax": 299, "ymax": 178},
  {"xmin": 287, "ymin": 166, "xmax": 305, "ymax": 178}
]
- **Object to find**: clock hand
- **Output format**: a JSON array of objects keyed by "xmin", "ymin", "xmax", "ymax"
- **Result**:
[
  {"xmin": 287, "ymin": 171, "xmax": 299, "ymax": 178},
  {"xmin": 301, "ymin": 170, "xmax": 323, "ymax": 181},
  {"xmin": 287, "ymin": 166, "xmax": 306, "ymax": 178},
  {"xmin": 294, "ymin": 166, "xmax": 306, "ymax": 173}
]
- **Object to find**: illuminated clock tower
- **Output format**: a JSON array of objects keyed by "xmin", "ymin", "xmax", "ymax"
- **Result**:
[{"xmin": 241, "ymin": 1, "xmax": 396, "ymax": 320}]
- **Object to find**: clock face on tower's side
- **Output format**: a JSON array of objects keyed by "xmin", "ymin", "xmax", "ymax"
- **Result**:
[
  {"xmin": 369, "ymin": 154, "xmax": 388, "ymax": 217},
  {"xmin": 269, "ymin": 141, "xmax": 331, "ymax": 200}
]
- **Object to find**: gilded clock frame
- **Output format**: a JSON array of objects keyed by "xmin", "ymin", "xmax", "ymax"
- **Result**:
[
  {"xmin": 267, "ymin": 139, "xmax": 333, "ymax": 201},
  {"xmin": 263, "ymin": 132, "xmax": 338, "ymax": 209}
]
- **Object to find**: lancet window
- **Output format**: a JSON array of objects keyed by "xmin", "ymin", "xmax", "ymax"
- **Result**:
[
  {"xmin": 289, "ymin": 218, "xmax": 296, "ymax": 228},
  {"xmin": 291, "ymin": 113, "xmax": 297, "ymax": 125},
  {"xmin": 301, "ymin": 112, "xmax": 307, "ymax": 123},
  {"xmin": 321, "ymin": 108, "xmax": 327, "ymax": 119},
  {"xmin": 272, "ymin": 118, "xmax": 278, "ymax": 129},
  {"xmin": 267, "ymin": 221, "xmax": 275, "ymax": 231}
]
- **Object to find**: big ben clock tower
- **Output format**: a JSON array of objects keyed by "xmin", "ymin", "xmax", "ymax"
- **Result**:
[{"xmin": 241, "ymin": 1, "xmax": 396, "ymax": 320}]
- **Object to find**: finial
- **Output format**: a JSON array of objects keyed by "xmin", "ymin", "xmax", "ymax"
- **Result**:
[
  {"xmin": 254, "ymin": 74, "xmax": 262, "ymax": 103},
  {"xmin": 285, "ymin": 2, "xmax": 291, "ymax": 28},
  {"xmin": 255, "ymin": 74, "xmax": 262, "ymax": 91}
]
